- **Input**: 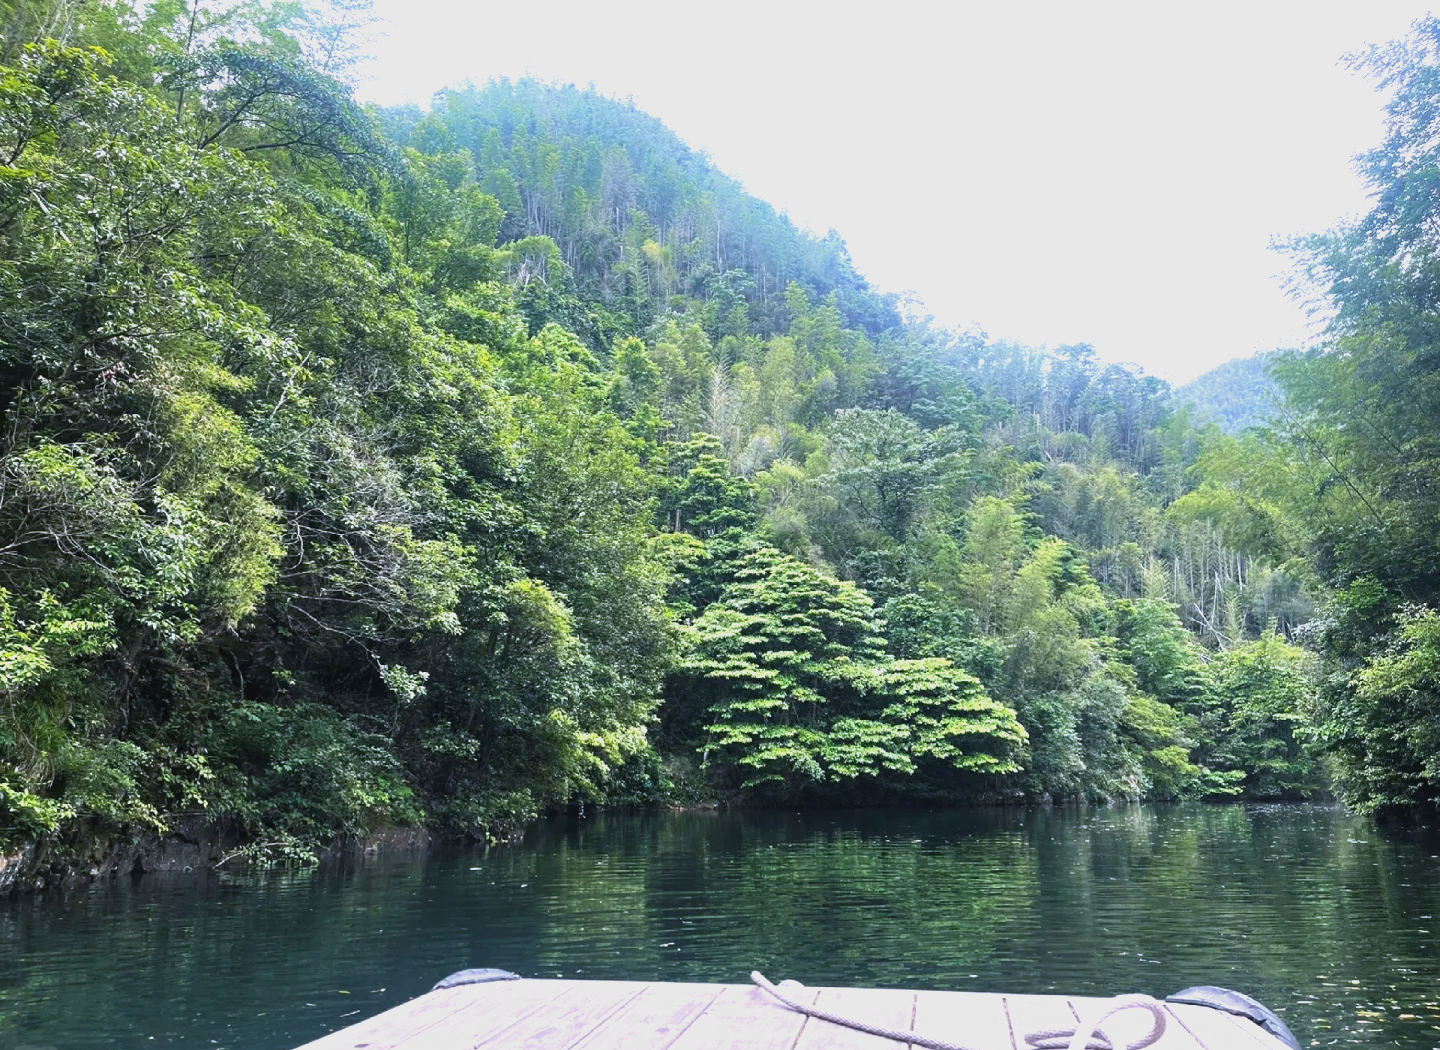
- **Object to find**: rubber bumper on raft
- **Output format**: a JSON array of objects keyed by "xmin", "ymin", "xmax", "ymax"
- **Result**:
[
  {"xmin": 1168, "ymin": 985, "xmax": 1301, "ymax": 1050},
  {"xmin": 432, "ymin": 968, "xmax": 521, "ymax": 991}
]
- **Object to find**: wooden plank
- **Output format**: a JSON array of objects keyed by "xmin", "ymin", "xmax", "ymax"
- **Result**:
[
  {"xmin": 667, "ymin": 982, "xmax": 818, "ymax": 1050},
  {"xmin": 440, "ymin": 980, "xmax": 647, "ymax": 1050},
  {"xmin": 911, "ymin": 990, "xmax": 1013, "ymax": 1050},
  {"xmin": 567, "ymin": 982, "xmax": 726, "ymax": 1050},
  {"xmin": 292, "ymin": 983, "xmax": 548, "ymax": 1050},
  {"xmin": 294, "ymin": 982, "xmax": 1295, "ymax": 1050},
  {"xmin": 1163, "ymin": 1002, "xmax": 1286, "ymax": 1050},
  {"xmin": 360, "ymin": 981, "xmax": 576, "ymax": 1050},
  {"xmin": 1211, "ymin": 1009, "xmax": 1297, "ymax": 1050},
  {"xmin": 1065, "ymin": 996, "xmax": 1205, "ymax": 1050},
  {"xmin": 793, "ymin": 987, "xmax": 916, "ymax": 1050}
]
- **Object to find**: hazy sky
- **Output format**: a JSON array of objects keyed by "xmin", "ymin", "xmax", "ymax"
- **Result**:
[{"xmin": 357, "ymin": 1, "xmax": 1433, "ymax": 383}]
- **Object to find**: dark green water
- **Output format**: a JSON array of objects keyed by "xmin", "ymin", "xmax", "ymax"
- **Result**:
[{"xmin": 3, "ymin": 804, "xmax": 1439, "ymax": 1049}]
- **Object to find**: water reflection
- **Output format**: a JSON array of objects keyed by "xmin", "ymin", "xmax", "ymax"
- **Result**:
[{"xmin": 1, "ymin": 805, "xmax": 1438, "ymax": 1048}]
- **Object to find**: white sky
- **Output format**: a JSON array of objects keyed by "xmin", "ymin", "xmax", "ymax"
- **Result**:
[{"xmin": 356, "ymin": 1, "xmax": 1433, "ymax": 383}]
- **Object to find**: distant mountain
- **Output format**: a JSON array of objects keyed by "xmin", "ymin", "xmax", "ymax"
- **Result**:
[{"xmin": 1174, "ymin": 353, "xmax": 1280, "ymax": 432}]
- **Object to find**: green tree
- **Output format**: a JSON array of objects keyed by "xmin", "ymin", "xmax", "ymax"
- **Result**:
[
  {"xmin": 1263, "ymin": 16, "xmax": 1440, "ymax": 812},
  {"xmin": 668, "ymin": 546, "xmax": 1022, "ymax": 790},
  {"xmin": 1205, "ymin": 632, "xmax": 1324, "ymax": 799}
]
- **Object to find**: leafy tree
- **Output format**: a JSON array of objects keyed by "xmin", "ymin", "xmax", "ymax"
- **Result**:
[
  {"xmin": 1255, "ymin": 16, "xmax": 1440, "ymax": 812},
  {"xmin": 1205, "ymin": 632, "xmax": 1324, "ymax": 799},
  {"xmin": 668, "ymin": 545, "xmax": 1022, "ymax": 790},
  {"xmin": 674, "ymin": 545, "xmax": 887, "ymax": 786},
  {"xmin": 658, "ymin": 435, "xmax": 757, "ymax": 536},
  {"xmin": 1115, "ymin": 599, "xmax": 1208, "ymax": 706},
  {"xmin": 876, "ymin": 658, "xmax": 1025, "ymax": 776}
]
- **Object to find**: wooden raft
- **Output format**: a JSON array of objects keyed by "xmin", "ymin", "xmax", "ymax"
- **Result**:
[{"xmin": 294, "ymin": 978, "xmax": 1293, "ymax": 1050}]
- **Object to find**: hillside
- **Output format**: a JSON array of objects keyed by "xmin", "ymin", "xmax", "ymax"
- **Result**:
[
  {"xmin": 9, "ymin": 0, "xmax": 1440, "ymax": 867},
  {"xmin": 1174, "ymin": 353, "xmax": 1279, "ymax": 432},
  {"xmin": 379, "ymin": 80, "xmax": 901, "ymax": 345}
]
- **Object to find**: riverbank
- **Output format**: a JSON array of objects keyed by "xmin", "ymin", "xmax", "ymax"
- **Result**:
[
  {"xmin": 0, "ymin": 819, "xmax": 433, "ymax": 896},
  {"xmin": 0, "ymin": 787, "xmax": 1325, "ymax": 896}
]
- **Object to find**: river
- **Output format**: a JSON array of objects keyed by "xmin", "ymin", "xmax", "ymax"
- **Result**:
[{"xmin": 1, "ymin": 804, "xmax": 1438, "ymax": 1049}]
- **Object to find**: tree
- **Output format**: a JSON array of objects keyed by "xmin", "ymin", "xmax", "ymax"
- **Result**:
[
  {"xmin": 674, "ymin": 545, "xmax": 886, "ymax": 786},
  {"xmin": 1266, "ymin": 16, "xmax": 1440, "ymax": 812},
  {"xmin": 668, "ymin": 545, "xmax": 1023, "ymax": 790},
  {"xmin": 1205, "ymin": 632, "xmax": 1324, "ymax": 799}
]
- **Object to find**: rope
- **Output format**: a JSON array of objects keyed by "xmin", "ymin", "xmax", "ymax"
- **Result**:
[
  {"xmin": 1022, "ymin": 995, "xmax": 1168, "ymax": 1050},
  {"xmin": 750, "ymin": 972, "xmax": 1168, "ymax": 1050},
  {"xmin": 750, "ymin": 972, "xmax": 981, "ymax": 1050}
]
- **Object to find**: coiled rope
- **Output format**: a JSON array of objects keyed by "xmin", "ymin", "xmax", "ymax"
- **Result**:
[{"xmin": 750, "ymin": 972, "xmax": 1168, "ymax": 1050}]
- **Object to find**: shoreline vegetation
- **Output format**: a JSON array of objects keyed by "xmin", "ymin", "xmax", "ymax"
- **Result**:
[
  {"xmin": 3, "ymin": 1, "xmax": 1440, "ymax": 887},
  {"xmin": 0, "ymin": 798, "xmax": 1352, "ymax": 897}
]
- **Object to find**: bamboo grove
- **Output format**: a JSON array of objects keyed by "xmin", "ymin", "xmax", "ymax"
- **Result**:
[{"xmin": 1, "ymin": 0, "xmax": 1438, "ymax": 861}]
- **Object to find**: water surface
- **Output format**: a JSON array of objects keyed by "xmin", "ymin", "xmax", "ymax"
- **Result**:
[{"xmin": 3, "ymin": 804, "xmax": 1439, "ymax": 1048}]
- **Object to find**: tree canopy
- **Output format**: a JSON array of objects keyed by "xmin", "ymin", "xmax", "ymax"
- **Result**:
[{"xmin": 8, "ymin": 0, "xmax": 1440, "ymax": 861}]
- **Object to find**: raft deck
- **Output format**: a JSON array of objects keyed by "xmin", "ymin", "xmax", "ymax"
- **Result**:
[{"xmin": 295, "ymin": 977, "xmax": 1294, "ymax": 1049}]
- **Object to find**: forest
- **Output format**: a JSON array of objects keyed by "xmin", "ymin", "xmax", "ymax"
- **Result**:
[{"xmin": 1, "ymin": 0, "xmax": 1438, "ymax": 865}]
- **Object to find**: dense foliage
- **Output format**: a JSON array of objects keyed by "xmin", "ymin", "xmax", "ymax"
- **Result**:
[
  {"xmin": 0, "ymin": 4, "xmax": 675, "ymax": 852},
  {"xmin": 4, "ymin": 0, "xmax": 1439, "ymax": 861},
  {"xmin": 1178, "ymin": 17, "xmax": 1440, "ymax": 815}
]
